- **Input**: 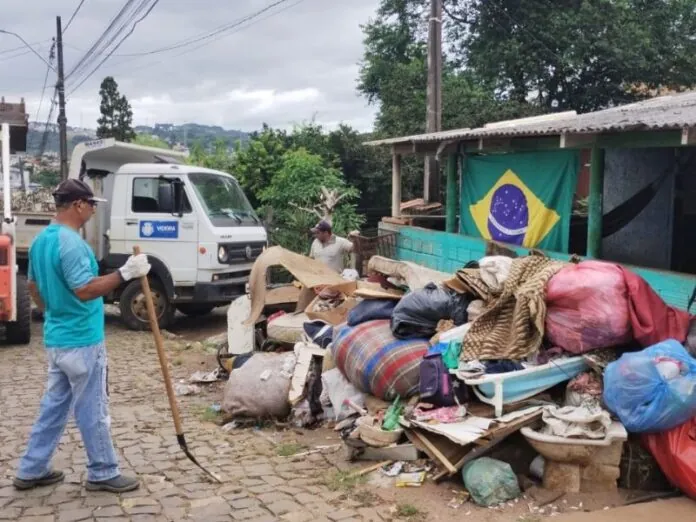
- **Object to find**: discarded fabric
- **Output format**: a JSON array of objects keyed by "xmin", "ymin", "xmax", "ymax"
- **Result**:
[
  {"xmin": 302, "ymin": 320, "xmax": 333, "ymax": 348},
  {"xmin": 484, "ymin": 360, "xmax": 525, "ymax": 374},
  {"xmin": 448, "ymin": 255, "xmax": 566, "ymax": 361},
  {"xmin": 412, "ymin": 405, "xmax": 467, "ymax": 424},
  {"xmin": 466, "ymin": 300, "xmax": 485, "ymax": 321},
  {"xmin": 541, "ymin": 404, "xmax": 612, "ymax": 439},
  {"xmin": 565, "ymin": 372, "xmax": 603, "ymax": 407},
  {"xmin": 347, "ymin": 299, "xmax": 397, "ymax": 326},
  {"xmin": 320, "ymin": 368, "xmax": 367, "ymax": 421},
  {"xmin": 603, "ymin": 339, "xmax": 696, "ymax": 433},
  {"xmin": 478, "ymin": 256, "xmax": 513, "ymax": 293},
  {"xmin": 368, "ymin": 256, "xmax": 450, "ymax": 290},
  {"xmin": 391, "ymin": 282, "xmax": 471, "ymax": 340},
  {"xmin": 461, "ymin": 457, "xmax": 521, "ymax": 507},
  {"xmin": 620, "ymin": 266, "xmax": 691, "ymax": 347},
  {"xmin": 332, "ymin": 320, "xmax": 428, "ymax": 400}
]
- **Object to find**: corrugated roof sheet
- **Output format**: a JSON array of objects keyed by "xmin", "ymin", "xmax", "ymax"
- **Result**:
[{"xmin": 365, "ymin": 91, "xmax": 696, "ymax": 146}]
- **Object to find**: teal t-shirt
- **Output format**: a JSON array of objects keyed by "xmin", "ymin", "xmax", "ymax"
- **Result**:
[{"xmin": 28, "ymin": 224, "xmax": 105, "ymax": 348}]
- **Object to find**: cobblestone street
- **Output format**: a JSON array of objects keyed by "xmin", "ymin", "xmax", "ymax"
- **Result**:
[
  {"xmin": 0, "ymin": 317, "xmax": 403, "ymax": 522},
  {"xmin": 3, "ymin": 315, "xmax": 691, "ymax": 522}
]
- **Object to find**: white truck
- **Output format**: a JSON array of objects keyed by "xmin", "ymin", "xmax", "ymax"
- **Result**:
[{"xmin": 15, "ymin": 138, "xmax": 267, "ymax": 330}]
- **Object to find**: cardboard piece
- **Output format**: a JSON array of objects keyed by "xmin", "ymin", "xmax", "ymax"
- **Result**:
[
  {"xmin": 245, "ymin": 246, "xmax": 349, "ymax": 326},
  {"xmin": 305, "ymin": 295, "xmax": 359, "ymax": 325}
]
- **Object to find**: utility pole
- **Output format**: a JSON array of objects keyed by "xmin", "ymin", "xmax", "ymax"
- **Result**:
[
  {"xmin": 55, "ymin": 16, "xmax": 68, "ymax": 180},
  {"xmin": 423, "ymin": 0, "xmax": 442, "ymax": 203}
]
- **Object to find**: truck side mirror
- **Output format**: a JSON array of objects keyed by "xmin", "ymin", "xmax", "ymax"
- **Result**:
[{"xmin": 172, "ymin": 179, "xmax": 185, "ymax": 217}]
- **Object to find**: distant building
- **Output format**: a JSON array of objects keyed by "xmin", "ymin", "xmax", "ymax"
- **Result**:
[{"xmin": 0, "ymin": 97, "xmax": 29, "ymax": 152}]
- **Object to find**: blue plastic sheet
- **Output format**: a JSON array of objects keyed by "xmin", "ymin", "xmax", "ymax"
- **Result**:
[{"xmin": 603, "ymin": 339, "xmax": 696, "ymax": 433}]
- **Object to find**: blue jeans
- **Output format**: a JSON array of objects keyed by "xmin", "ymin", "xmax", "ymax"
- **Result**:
[{"xmin": 17, "ymin": 342, "xmax": 120, "ymax": 482}]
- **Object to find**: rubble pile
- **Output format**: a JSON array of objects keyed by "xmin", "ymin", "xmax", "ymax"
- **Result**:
[
  {"xmin": 0, "ymin": 187, "xmax": 56, "ymax": 213},
  {"xmin": 197, "ymin": 245, "xmax": 696, "ymax": 512}
]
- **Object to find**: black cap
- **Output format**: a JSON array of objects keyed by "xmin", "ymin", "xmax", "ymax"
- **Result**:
[
  {"xmin": 311, "ymin": 220, "xmax": 332, "ymax": 233},
  {"xmin": 52, "ymin": 179, "xmax": 107, "ymax": 205}
]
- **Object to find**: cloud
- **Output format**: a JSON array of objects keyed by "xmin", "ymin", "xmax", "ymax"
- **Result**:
[{"xmin": 1, "ymin": 0, "xmax": 380, "ymax": 132}]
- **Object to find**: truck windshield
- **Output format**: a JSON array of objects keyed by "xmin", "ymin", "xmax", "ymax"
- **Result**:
[{"xmin": 188, "ymin": 172, "xmax": 260, "ymax": 226}]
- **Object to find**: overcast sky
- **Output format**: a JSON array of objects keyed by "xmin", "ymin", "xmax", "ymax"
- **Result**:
[{"xmin": 1, "ymin": 0, "xmax": 380, "ymax": 132}]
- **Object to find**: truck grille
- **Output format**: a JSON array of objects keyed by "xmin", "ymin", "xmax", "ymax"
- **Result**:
[{"xmin": 221, "ymin": 241, "xmax": 265, "ymax": 264}]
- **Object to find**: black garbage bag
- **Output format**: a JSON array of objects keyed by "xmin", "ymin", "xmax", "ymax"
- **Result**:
[{"xmin": 391, "ymin": 283, "xmax": 472, "ymax": 339}]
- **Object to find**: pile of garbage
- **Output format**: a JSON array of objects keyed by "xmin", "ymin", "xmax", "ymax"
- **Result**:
[
  {"xmin": 216, "ymin": 245, "xmax": 696, "ymax": 506},
  {"xmin": 0, "ymin": 187, "xmax": 56, "ymax": 213}
]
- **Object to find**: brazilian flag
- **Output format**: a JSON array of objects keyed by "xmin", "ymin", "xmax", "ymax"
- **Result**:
[{"xmin": 460, "ymin": 150, "xmax": 579, "ymax": 253}]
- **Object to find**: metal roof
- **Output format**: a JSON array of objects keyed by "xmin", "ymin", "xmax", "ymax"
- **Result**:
[{"xmin": 365, "ymin": 91, "xmax": 696, "ymax": 146}]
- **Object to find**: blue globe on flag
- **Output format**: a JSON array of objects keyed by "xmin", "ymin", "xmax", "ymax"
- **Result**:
[{"xmin": 487, "ymin": 184, "xmax": 529, "ymax": 245}]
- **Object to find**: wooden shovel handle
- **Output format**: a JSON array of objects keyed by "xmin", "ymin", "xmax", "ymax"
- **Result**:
[{"xmin": 133, "ymin": 246, "xmax": 184, "ymax": 436}]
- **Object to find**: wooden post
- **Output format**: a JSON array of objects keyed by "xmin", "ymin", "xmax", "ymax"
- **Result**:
[
  {"xmin": 392, "ymin": 151, "xmax": 402, "ymax": 217},
  {"xmin": 423, "ymin": 0, "xmax": 442, "ymax": 203},
  {"xmin": 445, "ymin": 153, "xmax": 458, "ymax": 233},
  {"xmin": 587, "ymin": 146, "xmax": 605, "ymax": 258}
]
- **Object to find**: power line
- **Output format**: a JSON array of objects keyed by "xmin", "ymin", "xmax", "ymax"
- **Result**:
[
  {"xmin": 64, "ymin": 0, "xmax": 88, "ymax": 33},
  {"xmin": 69, "ymin": 0, "xmax": 303, "ymax": 83},
  {"xmin": 67, "ymin": 0, "xmax": 160, "ymax": 97},
  {"xmin": 0, "ymin": 40, "xmax": 50, "ymax": 55},
  {"xmin": 36, "ymin": 90, "xmax": 58, "ymax": 160},
  {"xmin": 0, "ymin": 30, "xmax": 55, "ymax": 69},
  {"xmin": 66, "ymin": 0, "xmax": 140, "ymax": 79},
  {"xmin": 34, "ymin": 40, "xmax": 57, "ymax": 129},
  {"xmin": 107, "ymin": 0, "xmax": 292, "ymax": 58}
]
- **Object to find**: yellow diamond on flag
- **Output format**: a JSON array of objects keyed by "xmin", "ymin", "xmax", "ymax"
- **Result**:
[{"xmin": 469, "ymin": 169, "xmax": 560, "ymax": 248}]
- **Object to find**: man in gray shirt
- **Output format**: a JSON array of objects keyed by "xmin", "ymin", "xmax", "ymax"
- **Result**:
[{"xmin": 309, "ymin": 220, "xmax": 357, "ymax": 273}]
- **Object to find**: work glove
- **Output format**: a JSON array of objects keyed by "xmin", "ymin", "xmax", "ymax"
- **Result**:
[{"xmin": 119, "ymin": 254, "xmax": 151, "ymax": 282}]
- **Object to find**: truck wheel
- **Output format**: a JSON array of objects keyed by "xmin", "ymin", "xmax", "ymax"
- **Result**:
[
  {"xmin": 119, "ymin": 279, "xmax": 175, "ymax": 331},
  {"xmin": 6, "ymin": 275, "xmax": 32, "ymax": 345},
  {"xmin": 176, "ymin": 304, "xmax": 215, "ymax": 317}
]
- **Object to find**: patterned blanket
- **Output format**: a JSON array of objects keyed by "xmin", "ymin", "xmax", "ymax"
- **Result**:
[
  {"xmin": 331, "ymin": 320, "xmax": 428, "ymax": 400},
  {"xmin": 447, "ymin": 254, "xmax": 566, "ymax": 361}
]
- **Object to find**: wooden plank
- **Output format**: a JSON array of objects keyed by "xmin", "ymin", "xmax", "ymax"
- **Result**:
[
  {"xmin": 404, "ymin": 429, "xmax": 458, "ymax": 474},
  {"xmin": 392, "ymin": 152, "xmax": 402, "ymax": 217},
  {"xmin": 382, "ymin": 216, "xmax": 412, "ymax": 226},
  {"xmin": 350, "ymin": 461, "xmax": 392, "ymax": 478}
]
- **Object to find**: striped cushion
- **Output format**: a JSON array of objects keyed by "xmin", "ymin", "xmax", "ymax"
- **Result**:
[{"xmin": 331, "ymin": 320, "xmax": 428, "ymax": 401}]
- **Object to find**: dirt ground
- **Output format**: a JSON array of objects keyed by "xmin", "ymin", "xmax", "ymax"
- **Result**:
[{"xmin": 1, "ymin": 305, "xmax": 694, "ymax": 521}]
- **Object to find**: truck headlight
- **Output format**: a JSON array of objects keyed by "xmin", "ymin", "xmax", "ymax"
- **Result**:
[{"xmin": 217, "ymin": 245, "xmax": 229, "ymax": 263}]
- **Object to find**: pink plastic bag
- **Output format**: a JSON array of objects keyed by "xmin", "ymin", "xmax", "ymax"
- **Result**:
[{"xmin": 545, "ymin": 261, "xmax": 632, "ymax": 354}]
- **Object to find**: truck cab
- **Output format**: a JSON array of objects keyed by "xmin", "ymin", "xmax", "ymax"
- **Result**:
[{"xmin": 27, "ymin": 138, "xmax": 267, "ymax": 330}]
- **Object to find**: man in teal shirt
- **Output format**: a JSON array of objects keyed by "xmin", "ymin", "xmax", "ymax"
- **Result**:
[{"xmin": 14, "ymin": 179, "xmax": 150, "ymax": 493}]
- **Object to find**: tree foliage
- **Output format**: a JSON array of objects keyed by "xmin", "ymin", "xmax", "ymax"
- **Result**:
[
  {"xmin": 258, "ymin": 148, "xmax": 364, "ymax": 252},
  {"xmin": 187, "ymin": 125, "xmax": 369, "ymax": 253},
  {"xmin": 359, "ymin": 0, "xmax": 696, "ymax": 136},
  {"xmin": 96, "ymin": 77, "xmax": 136, "ymax": 142},
  {"xmin": 133, "ymin": 133, "xmax": 170, "ymax": 149}
]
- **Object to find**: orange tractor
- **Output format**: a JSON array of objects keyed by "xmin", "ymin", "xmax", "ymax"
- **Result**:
[{"xmin": 0, "ymin": 122, "xmax": 31, "ymax": 344}]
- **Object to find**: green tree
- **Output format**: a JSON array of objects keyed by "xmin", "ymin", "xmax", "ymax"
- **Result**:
[
  {"xmin": 360, "ymin": 0, "xmax": 696, "ymax": 132},
  {"xmin": 258, "ymin": 149, "xmax": 365, "ymax": 253},
  {"xmin": 133, "ymin": 133, "xmax": 170, "ymax": 149},
  {"xmin": 230, "ymin": 125, "xmax": 288, "ymax": 207},
  {"xmin": 96, "ymin": 76, "xmax": 136, "ymax": 142},
  {"xmin": 186, "ymin": 125, "xmax": 370, "ymax": 253},
  {"xmin": 33, "ymin": 169, "xmax": 60, "ymax": 188}
]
